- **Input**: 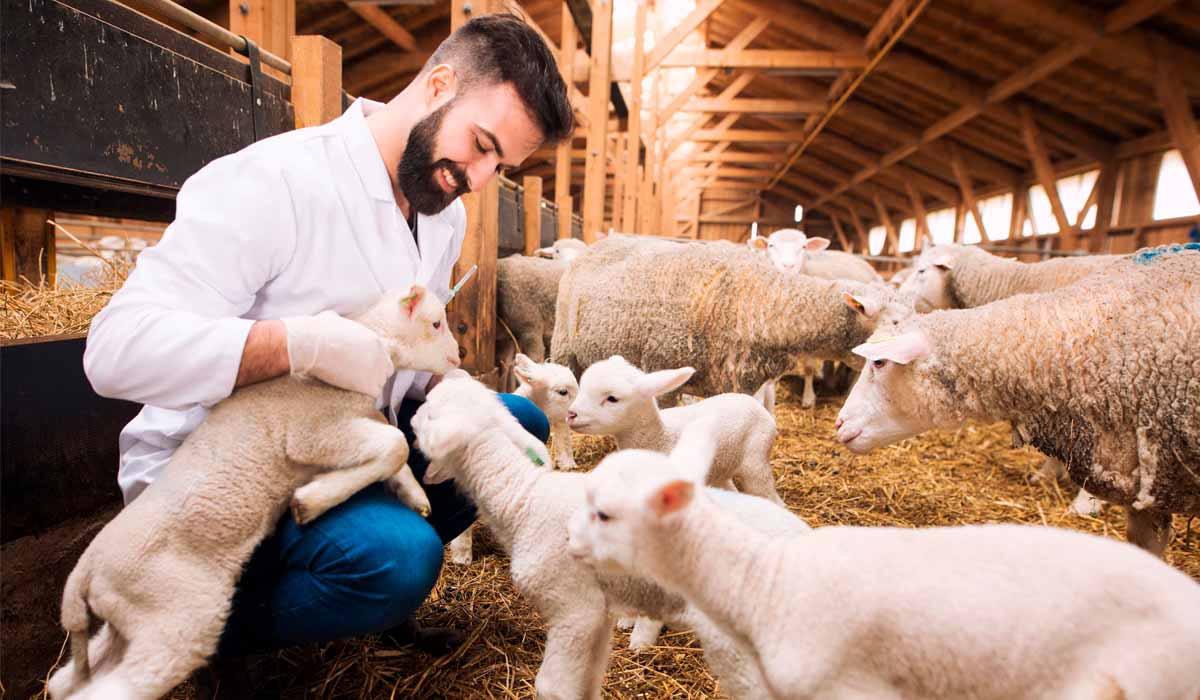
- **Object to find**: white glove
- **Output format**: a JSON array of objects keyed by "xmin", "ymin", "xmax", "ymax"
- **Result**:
[{"xmin": 282, "ymin": 311, "xmax": 395, "ymax": 396}]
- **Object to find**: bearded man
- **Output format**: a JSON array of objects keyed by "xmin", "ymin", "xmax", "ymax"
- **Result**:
[{"xmin": 83, "ymin": 12, "xmax": 573, "ymax": 683}]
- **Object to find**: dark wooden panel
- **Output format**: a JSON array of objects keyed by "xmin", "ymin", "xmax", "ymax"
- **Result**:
[
  {"xmin": 0, "ymin": 172, "xmax": 177, "ymax": 221},
  {"xmin": 0, "ymin": 0, "xmax": 293, "ymax": 193},
  {"xmin": 1, "ymin": 334, "xmax": 139, "ymax": 543}
]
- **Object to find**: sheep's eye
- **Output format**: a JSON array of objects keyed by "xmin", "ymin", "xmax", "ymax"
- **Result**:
[
  {"xmin": 872, "ymin": 359, "xmax": 887, "ymax": 369},
  {"xmin": 605, "ymin": 395, "xmax": 619, "ymax": 404},
  {"xmin": 596, "ymin": 510, "xmax": 611, "ymax": 522},
  {"xmin": 433, "ymin": 320, "xmax": 441, "ymax": 330},
  {"xmin": 557, "ymin": 388, "xmax": 569, "ymax": 396}
]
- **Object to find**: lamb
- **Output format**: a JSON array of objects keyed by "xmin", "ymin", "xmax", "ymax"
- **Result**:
[
  {"xmin": 413, "ymin": 374, "xmax": 810, "ymax": 700},
  {"xmin": 47, "ymin": 284, "xmax": 461, "ymax": 700},
  {"xmin": 900, "ymin": 242, "xmax": 1126, "ymax": 516},
  {"xmin": 749, "ymin": 228, "xmax": 882, "ymax": 409},
  {"xmin": 496, "ymin": 253, "xmax": 568, "ymax": 392},
  {"xmin": 572, "ymin": 421, "xmax": 1200, "ymax": 700},
  {"xmin": 534, "ymin": 237, "xmax": 588, "ymax": 262},
  {"xmin": 444, "ymin": 354, "xmax": 578, "ymax": 566},
  {"xmin": 836, "ymin": 244, "xmax": 1200, "ymax": 557},
  {"xmin": 551, "ymin": 235, "xmax": 909, "ymax": 408},
  {"xmin": 567, "ymin": 356, "xmax": 784, "ymax": 647}
]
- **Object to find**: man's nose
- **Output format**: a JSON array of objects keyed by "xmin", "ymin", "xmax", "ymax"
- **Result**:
[{"xmin": 466, "ymin": 156, "xmax": 500, "ymax": 192}]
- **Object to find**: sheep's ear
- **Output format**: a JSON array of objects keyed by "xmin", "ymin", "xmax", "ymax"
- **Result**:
[
  {"xmin": 669, "ymin": 419, "xmax": 719, "ymax": 483},
  {"xmin": 417, "ymin": 420, "xmax": 471, "ymax": 462},
  {"xmin": 805, "ymin": 237, "xmax": 831, "ymax": 252},
  {"xmin": 400, "ymin": 284, "xmax": 427, "ymax": 316},
  {"xmin": 595, "ymin": 231, "xmax": 609, "ymax": 241},
  {"xmin": 513, "ymin": 353, "xmax": 539, "ymax": 385},
  {"xmin": 646, "ymin": 480, "xmax": 695, "ymax": 517},
  {"xmin": 423, "ymin": 458, "xmax": 455, "ymax": 485},
  {"xmin": 636, "ymin": 367, "xmax": 696, "ymax": 397},
  {"xmin": 534, "ymin": 247, "xmax": 556, "ymax": 259},
  {"xmin": 843, "ymin": 290, "xmax": 883, "ymax": 319},
  {"xmin": 748, "ymin": 236, "xmax": 768, "ymax": 251},
  {"xmin": 852, "ymin": 331, "xmax": 931, "ymax": 366},
  {"xmin": 930, "ymin": 250, "xmax": 954, "ymax": 270}
]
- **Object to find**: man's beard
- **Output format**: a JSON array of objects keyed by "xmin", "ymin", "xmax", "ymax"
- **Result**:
[{"xmin": 398, "ymin": 101, "xmax": 471, "ymax": 216}]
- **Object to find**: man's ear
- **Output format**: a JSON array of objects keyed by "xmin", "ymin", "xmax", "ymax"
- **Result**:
[
  {"xmin": 401, "ymin": 284, "xmax": 427, "ymax": 317},
  {"xmin": 646, "ymin": 479, "xmax": 695, "ymax": 518},
  {"xmin": 424, "ymin": 63, "xmax": 458, "ymax": 108}
]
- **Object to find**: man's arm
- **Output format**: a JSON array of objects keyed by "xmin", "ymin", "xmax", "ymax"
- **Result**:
[{"xmin": 236, "ymin": 320, "xmax": 290, "ymax": 388}]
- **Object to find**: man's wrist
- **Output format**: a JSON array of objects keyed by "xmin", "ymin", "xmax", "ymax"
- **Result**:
[{"xmin": 236, "ymin": 320, "xmax": 291, "ymax": 388}]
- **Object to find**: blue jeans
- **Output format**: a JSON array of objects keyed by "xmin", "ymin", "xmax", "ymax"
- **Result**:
[{"xmin": 217, "ymin": 393, "xmax": 549, "ymax": 657}]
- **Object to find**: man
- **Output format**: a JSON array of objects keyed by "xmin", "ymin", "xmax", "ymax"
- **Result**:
[{"xmin": 83, "ymin": 12, "xmax": 574, "ymax": 679}]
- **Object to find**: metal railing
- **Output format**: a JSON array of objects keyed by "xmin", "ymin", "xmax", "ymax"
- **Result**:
[{"xmin": 135, "ymin": 0, "xmax": 292, "ymax": 74}]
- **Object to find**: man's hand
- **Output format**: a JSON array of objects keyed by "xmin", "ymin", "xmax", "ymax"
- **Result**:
[{"xmin": 282, "ymin": 311, "xmax": 395, "ymax": 396}]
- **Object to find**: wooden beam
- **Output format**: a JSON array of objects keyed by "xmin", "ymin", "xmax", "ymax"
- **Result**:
[
  {"xmin": 682, "ymin": 166, "xmax": 772, "ymax": 179},
  {"xmin": 344, "ymin": 48, "xmax": 432, "ymax": 96},
  {"xmin": 948, "ymin": 144, "xmax": 988, "ymax": 241},
  {"xmin": 291, "ymin": 35, "xmax": 342, "ymax": 129},
  {"xmin": 681, "ymin": 152, "xmax": 786, "ymax": 164},
  {"xmin": 0, "ymin": 209, "xmax": 54, "ymax": 285},
  {"xmin": 640, "ymin": 68, "xmax": 660, "ymax": 234},
  {"xmin": 562, "ymin": 0, "xmax": 627, "ymax": 118},
  {"xmin": 621, "ymin": 0, "xmax": 647, "ymax": 232},
  {"xmin": 904, "ymin": 180, "xmax": 928, "ymax": 241},
  {"xmin": 643, "ymin": 0, "xmax": 725, "ymax": 72},
  {"xmin": 230, "ymin": 0, "xmax": 293, "ymax": 80},
  {"xmin": 346, "ymin": 4, "xmax": 417, "ymax": 52},
  {"xmin": 523, "ymin": 176, "xmax": 543, "ymax": 255},
  {"xmin": 622, "ymin": 49, "xmax": 867, "ymax": 75},
  {"xmin": 1019, "ymin": 104, "xmax": 1073, "ymax": 236},
  {"xmin": 873, "ymin": 195, "xmax": 899, "ymax": 254},
  {"xmin": 848, "ymin": 206, "xmax": 868, "ymax": 249},
  {"xmin": 690, "ymin": 192, "xmax": 702, "ymax": 238},
  {"xmin": 581, "ymin": 0, "xmax": 613, "ymax": 242},
  {"xmin": 611, "ymin": 133, "xmax": 625, "ymax": 231},
  {"xmin": 558, "ymin": 194, "xmax": 574, "ymax": 239},
  {"xmin": 681, "ymin": 98, "xmax": 824, "ymax": 114},
  {"xmin": 692, "ymin": 130, "xmax": 805, "ymax": 142},
  {"xmin": 1089, "ymin": 160, "xmax": 1118, "ymax": 253},
  {"xmin": 554, "ymin": 2, "xmax": 576, "ymax": 233},
  {"xmin": 1009, "ymin": 187, "xmax": 1029, "ymax": 242},
  {"xmin": 1152, "ymin": 35, "xmax": 1200, "ymax": 204},
  {"xmin": 656, "ymin": 18, "xmax": 769, "ymax": 125},
  {"xmin": 831, "ymin": 215, "xmax": 852, "ymax": 252}
]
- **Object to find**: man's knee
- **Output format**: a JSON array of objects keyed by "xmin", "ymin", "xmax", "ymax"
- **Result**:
[{"xmin": 497, "ymin": 393, "xmax": 550, "ymax": 443}]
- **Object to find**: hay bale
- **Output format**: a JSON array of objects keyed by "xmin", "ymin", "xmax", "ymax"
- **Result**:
[{"xmin": 0, "ymin": 262, "xmax": 128, "ymax": 340}]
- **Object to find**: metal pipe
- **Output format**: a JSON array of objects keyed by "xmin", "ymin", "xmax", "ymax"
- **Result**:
[{"xmin": 135, "ymin": 0, "xmax": 292, "ymax": 75}]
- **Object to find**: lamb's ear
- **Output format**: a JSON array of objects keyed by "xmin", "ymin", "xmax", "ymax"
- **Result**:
[
  {"xmin": 513, "ymin": 353, "xmax": 539, "ymax": 385},
  {"xmin": 595, "ymin": 231, "xmax": 609, "ymax": 241},
  {"xmin": 930, "ymin": 250, "xmax": 955, "ymax": 270},
  {"xmin": 416, "ymin": 419, "xmax": 471, "ymax": 462},
  {"xmin": 748, "ymin": 236, "xmax": 768, "ymax": 251},
  {"xmin": 636, "ymin": 367, "xmax": 696, "ymax": 397},
  {"xmin": 534, "ymin": 247, "xmax": 556, "ymax": 259},
  {"xmin": 646, "ymin": 479, "xmax": 695, "ymax": 517},
  {"xmin": 852, "ymin": 331, "xmax": 931, "ymax": 366},
  {"xmin": 669, "ymin": 418, "xmax": 719, "ymax": 483},
  {"xmin": 423, "ymin": 458, "xmax": 455, "ymax": 485},
  {"xmin": 400, "ymin": 284, "xmax": 427, "ymax": 316},
  {"xmin": 805, "ymin": 237, "xmax": 831, "ymax": 252},
  {"xmin": 843, "ymin": 290, "xmax": 883, "ymax": 319}
]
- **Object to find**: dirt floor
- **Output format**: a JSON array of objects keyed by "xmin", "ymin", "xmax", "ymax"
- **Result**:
[{"xmin": 34, "ymin": 383, "xmax": 1199, "ymax": 699}]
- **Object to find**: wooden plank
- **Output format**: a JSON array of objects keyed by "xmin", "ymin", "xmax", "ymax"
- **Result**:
[
  {"xmin": 1152, "ymin": 36, "xmax": 1200, "ymax": 204},
  {"xmin": 691, "ymin": 192, "xmax": 702, "ymax": 238},
  {"xmin": 582, "ymin": 0, "xmax": 613, "ymax": 241},
  {"xmin": 292, "ymin": 36, "xmax": 343, "ymax": 129},
  {"xmin": 523, "ymin": 176, "xmax": 543, "ymax": 255},
  {"xmin": 230, "ymin": 0, "xmax": 294, "ymax": 80},
  {"xmin": 562, "ymin": 0, "xmax": 627, "ymax": 119},
  {"xmin": 683, "ymin": 152, "xmax": 786, "ymax": 164},
  {"xmin": 0, "ymin": 209, "xmax": 54, "ymax": 285},
  {"xmin": 692, "ymin": 130, "xmax": 806, "ymax": 142},
  {"xmin": 554, "ymin": 1, "xmax": 576, "ymax": 231},
  {"xmin": 830, "ymin": 215, "xmax": 852, "ymax": 252},
  {"xmin": 558, "ymin": 194, "xmax": 573, "ymax": 239},
  {"xmin": 346, "ymin": 3, "xmax": 417, "ymax": 52},
  {"xmin": 1089, "ymin": 160, "xmax": 1118, "ymax": 252},
  {"xmin": 643, "ymin": 49, "xmax": 868, "ymax": 71},
  {"xmin": 657, "ymin": 18, "xmax": 768, "ymax": 125},
  {"xmin": 643, "ymin": 0, "xmax": 725, "ymax": 72},
  {"xmin": 873, "ymin": 195, "xmax": 898, "ymax": 253},
  {"xmin": 640, "ymin": 70, "xmax": 659, "ymax": 234},
  {"xmin": 848, "ymin": 206, "xmax": 868, "ymax": 250},
  {"xmin": 1019, "ymin": 104, "xmax": 1073, "ymax": 236},
  {"xmin": 621, "ymin": 0, "xmax": 647, "ymax": 232},
  {"xmin": 904, "ymin": 180, "xmax": 928, "ymax": 241},
  {"xmin": 681, "ymin": 98, "xmax": 824, "ymax": 114},
  {"xmin": 611, "ymin": 134, "xmax": 625, "ymax": 231},
  {"xmin": 1009, "ymin": 187, "xmax": 1028, "ymax": 242},
  {"xmin": 682, "ymin": 166, "xmax": 772, "ymax": 180},
  {"xmin": 948, "ymin": 144, "xmax": 988, "ymax": 241}
]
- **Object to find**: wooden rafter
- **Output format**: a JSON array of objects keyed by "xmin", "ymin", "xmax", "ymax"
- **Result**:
[
  {"xmin": 1018, "ymin": 104, "xmax": 1073, "ymax": 236},
  {"xmin": 904, "ymin": 180, "xmax": 928, "ymax": 240},
  {"xmin": 617, "ymin": 49, "xmax": 866, "ymax": 76},
  {"xmin": 621, "ymin": 0, "xmax": 646, "ymax": 232},
  {"xmin": 948, "ymin": 144, "xmax": 988, "ymax": 241},
  {"xmin": 346, "ymin": 4, "xmax": 417, "ymax": 52},
  {"xmin": 657, "ymin": 18, "xmax": 769, "ymax": 125},
  {"xmin": 581, "ymin": 0, "xmax": 613, "ymax": 241},
  {"xmin": 681, "ymin": 98, "xmax": 824, "ymax": 114},
  {"xmin": 830, "ymin": 216, "xmax": 852, "ymax": 252},
  {"xmin": 1151, "ymin": 35, "xmax": 1200, "ymax": 203},
  {"xmin": 643, "ymin": 0, "xmax": 726, "ymax": 72}
]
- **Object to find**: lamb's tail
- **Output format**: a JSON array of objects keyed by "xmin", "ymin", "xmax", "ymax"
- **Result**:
[{"xmin": 60, "ymin": 563, "xmax": 94, "ymax": 683}]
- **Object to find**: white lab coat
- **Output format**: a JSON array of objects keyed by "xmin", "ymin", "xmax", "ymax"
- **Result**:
[{"xmin": 84, "ymin": 98, "xmax": 467, "ymax": 503}]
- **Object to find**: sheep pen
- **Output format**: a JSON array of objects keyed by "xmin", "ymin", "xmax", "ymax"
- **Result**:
[{"xmin": 24, "ymin": 376, "xmax": 1194, "ymax": 700}]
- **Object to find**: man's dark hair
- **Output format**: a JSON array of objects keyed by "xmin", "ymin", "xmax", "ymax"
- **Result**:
[{"xmin": 421, "ymin": 13, "xmax": 575, "ymax": 145}]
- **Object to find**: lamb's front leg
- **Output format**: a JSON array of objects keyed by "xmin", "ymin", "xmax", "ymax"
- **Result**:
[
  {"xmin": 551, "ymin": 420, "xmax": 578, "ymax": 471},
  {"xmin": 628, "ymin": 617, "xmax": 663, "ymax": 649},
  {"xmin": 288, "ymin": 416, "xmax": 430, "ymax": 525},
  {"xmin": 535, "ymin": 603, "xmax": 611, "ymax": 700}
]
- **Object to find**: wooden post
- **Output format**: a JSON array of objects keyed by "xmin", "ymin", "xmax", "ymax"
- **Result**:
[
  {"xmin": 831, "ymin": 215, "xmax": 851, "ymax": 252},
  {"xmin": 848, "ymin": 207, "xmax": 867, "ymax": 252},
  {"xmin": 622, "ymin": 0, "xmax": 647, "ymax": 232},
  {"xmin": 640, "ymin": 69, "xmax": 660, "ymax": 234},
  {"xmin": 1151, "ymin": 37, "xmax": 1200, "ymax": 204},
  {"xmin": 558, "ymin": 194, "xmax": 574, "ymax": 240},
  {"xmin": 554, "ymin": 3, "xmax": 577, "ymax": 238},
  {"xmin": 229, "ymin": 0, "xmax": 294, "ymax": 80},
  {"xmin": 523, "ymin": 176, "xmax": 543, "ymax": 255},
  {"xmin": 291, "ymin": 36, "xmax": 342, "ymax": 129},
  {"xmin": 1089, "ymin": 160, "xmax": 1119, "ymax": 253},
  {"xmin": 953, "ymin": 203, "xmax": 965, "ymax": 243},
  {"xmin": 691, "ymin": 192, "xmax": 702, "ymax": 239},
  {"xmin": 1019, "ymin": 104, "xmax": 1073, "ymax": 237},
  {"xmin": 582, "ymin": 0, "xmax": 614, "ymax": 242},
  {"xmin": 948, "ymin": 144, "xmax": 988, "ymax": 241},
  {"xmin": 904, "ymin": 180, "xmax": 929, "ymax": 243},
  {"xmin": 873, "ymin": 195, "xmax": 898, "ymax": 254},
  {"xmin": 0, "ymin": 209, "xmax": 55, "ymax": 285},
  {"xmin": 1009, "ymin": 187, "xmax": 1028, "ymax": 242},
  {"xmin": 449, "ymin": 0, "xmax": 499, "ymax": 381},
  {"xmin": 612, "ymin": 133, "xmax": 625, "ymax": 230}
]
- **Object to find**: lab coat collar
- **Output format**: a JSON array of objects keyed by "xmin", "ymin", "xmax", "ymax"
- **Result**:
[{"xmin": 341, "ymin": 98, "xmax": 398, "ymax": 204}]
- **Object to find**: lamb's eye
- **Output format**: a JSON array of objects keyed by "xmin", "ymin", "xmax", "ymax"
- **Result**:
[
  {"xmin": 873, "ymin": 359, "xmax": 886, "ymax": 369},
  {"xmin": 557, "ymin": 388, "xmax": 569, "ymax": 396},
  {"xmin": 596, "ymin": 510, "xmax": 611, "ymax": 522},
  {"xmin": 605, "ymin": 395, "xmax": 619, "ymax": 404},
  {"xmin": 433, "ymin": 320, "xmax": 441, "ymax": 330}
]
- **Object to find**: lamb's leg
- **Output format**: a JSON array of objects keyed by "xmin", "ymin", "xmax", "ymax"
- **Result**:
[
  {"xmin": 628, "ymin": 617, "xmax": 663, "ymax": 649},
  {"xmin": 1068, "ymin": 488, "xmax": 1104, "ymax": 517},
  {"xmin": 448, "ymin": 527, "xmax": 474, "ymax": 565},
  {"xmin": 1126, "ymin": 508, "xmax": 1172, "ymax": 558},
  {"xmin": 801, "ymin": 361, "xmax": 817, "ymax": 410},
  {"xmin": 753, "ymin": 381, "xmax": 776, "ymax": 415},
  {"xmin": 49, "ymin": 623, "xmax": 128, "ymax": 700},
  {"xmin": 616, "ymin": 617, "xmax": 636, "ymax": 631},
  {"xmin": 288, "ymin": 417, "xmax": 429, "ymax": 525},
  {"xmin": 550, "ymin": 420, "xmax": 578, "ymax": 471},
  {"xmin": 77, "ymin": 618, "xmax": 220, "ymax": 700},
  {"xmin": 536, "ymin": 608, "xmax": 611, "ymax": 700},
  {"xmin": 690, "ymin": 615, "xmax": 773, "ymax": 700}
]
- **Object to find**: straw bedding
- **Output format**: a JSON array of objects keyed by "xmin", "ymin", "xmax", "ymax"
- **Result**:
[{"xmin": 12, "ymin": 275, "xmax": 1196, "ymax": 699}]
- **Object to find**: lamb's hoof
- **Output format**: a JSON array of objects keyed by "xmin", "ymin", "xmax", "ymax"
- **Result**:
[
  {"xmin": 290, "ymin": 495, "xmax": 314, "ymax": 526},
  {"xmin": 1068, "ymin": 490, "xmax": 1104, "ymax": 518},
  {"xmin": 628, "ymin": 619, "xmax": 664, "ymax": 649},
  {"xmin": 615, "ymin": 617, "xmax": 636, "ymax": 631},
  {"xmin": 450, "ymin": 550, "xmax": 473, "ymax": 565},
  {"xmin": 382, "ymin": 617, "xmax": 467, "ymax": 657}
]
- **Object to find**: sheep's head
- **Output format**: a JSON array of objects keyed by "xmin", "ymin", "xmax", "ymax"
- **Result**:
[
  {"xmin": 514, "ymin": 354, "xmax": 578, "ymax": 421},
  {"xmin": 749, "ymin": 228, "xmax": 830, "ymax": 273},
  {"xmin": 360, "ymin": 284, "xmax": 461, "ymax": 374},
  {"xmin": 899, "ymin": 246, "xmax": 957, "ymax": 313},
  {"xmin": 835, "ymin": 329, "xmax": 954, "ymax": 453},
  {"xmin": 838, "ymin": 282, "xmax": 917, "ymax": 367},
  {"xmin": 567, "ymin": 420, "xmax": 717, "ymax": 574},
  {"xmin": 534, "ymin": 238, "xmax": 588, "ymax": 263},
  {"xmin": 567, "ymin": 356, "xmax": 694, "ymax": 435}
]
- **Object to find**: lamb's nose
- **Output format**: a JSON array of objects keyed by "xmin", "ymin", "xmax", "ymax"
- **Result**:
[
  {"xmin": 567, "ymin": 411, "xmax": 577, "ymax": 421},
  {"xmin": 835, "ymin": 416, "xmax": 844, "ymax": 429}
]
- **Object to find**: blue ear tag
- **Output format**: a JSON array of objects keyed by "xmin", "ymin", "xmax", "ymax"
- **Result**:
[{"xmin": 524, "ymin": 447, "xmax": 545, "ymax": 467}]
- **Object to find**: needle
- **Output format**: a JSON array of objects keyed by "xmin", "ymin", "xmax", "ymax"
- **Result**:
[{"xmin": 446, "ymin": 264, "xmax": 478, "ymax": 305}]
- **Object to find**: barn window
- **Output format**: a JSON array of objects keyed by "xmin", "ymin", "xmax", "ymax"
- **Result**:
[
  {"xmin": 898, "ymin": 218, "xmax": 917, "ymax": 252},
  {"xmin": 868, "ymin": 225, "xmax": 886, "ymax": 255},
  {"xmin": 925, "ymin": 207, "xmax": 956, "ymax": 244},
  {"xmin": 1153, "ymin": 149, "xmax": 1200, "ymax": 220},
  {"xmin": 1025, "ymin": 170, "xmax": 1098, "ymax": 235},
  {"xmin": 962, "ymin": 192, "xmax": 1013, "ymax": 243}
]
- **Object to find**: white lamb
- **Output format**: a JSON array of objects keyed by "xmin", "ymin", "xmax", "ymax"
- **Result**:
[
  {"xmin": 47, "ymin": 284, "xmax": 460, "ymax": 700},
  {"xmin": 534, "ymin": 237, "xmax": 588, "ymax": 262},
  {"xmin": 413, "ymin": 374, "xmax": 810, "ymax": 700},
  {"xmin": 571, "ymin": 423, "xmax": 1200, "ymax": 700},
  {"xmin": 445, "ymin": 353, "xmax": 578, "ymax": 565}
]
